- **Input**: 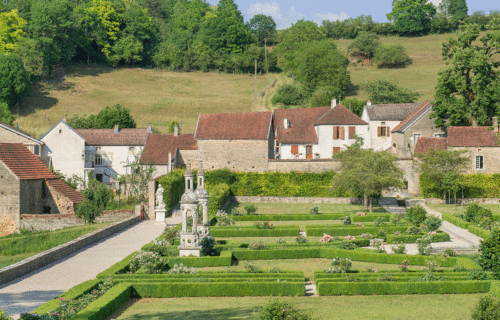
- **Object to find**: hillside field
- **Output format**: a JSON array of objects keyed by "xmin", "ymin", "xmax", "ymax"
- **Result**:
[{"xmin": 16, "ymin": 33, "xmax": 456, "ymax": 137}]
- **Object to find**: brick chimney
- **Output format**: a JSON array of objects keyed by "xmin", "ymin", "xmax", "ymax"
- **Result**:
[
  {"xmin": 367, "ymin": 100, "xmax": 371, "ymax": 107},
  {"xmin": 174, "ymin": 124, "xmax": 179, "ymax": 137},
  {"xmin": 493, "ymin": 117, "xmax": 499, "ymax": 133},
  {"xmin": 331, "ymin": 98, "xmax": 336, "ymax": 109},
  {"xmin": 114, "ymin": 124, "xmax": 119, "ymax": 134},
  {"xmin": 147, "ymin": 123, "xmax": 152, "ymax": 133}
]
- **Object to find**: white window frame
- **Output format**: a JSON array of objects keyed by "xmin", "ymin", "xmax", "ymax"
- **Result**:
[
  {"xmin": 476, "ymin": 155, "xmax": 484, "ymax": 170},
  {"xmin": 413, "ymin": 133, "xmax": 422, "ymax": 145}
]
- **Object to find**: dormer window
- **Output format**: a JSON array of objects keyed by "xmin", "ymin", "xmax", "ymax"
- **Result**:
[{"xmin": 284, "ymin": 118, "xmax": 290, "ymax": 129}]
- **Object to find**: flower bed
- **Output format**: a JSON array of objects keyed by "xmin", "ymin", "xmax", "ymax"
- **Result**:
[
  {"xmin": 305, "ymin": 226, "xmax": 408, "ymax": 237},
  {"xmin": 230, "ymin": 213, "xmax": 392, "ymax": 222}
]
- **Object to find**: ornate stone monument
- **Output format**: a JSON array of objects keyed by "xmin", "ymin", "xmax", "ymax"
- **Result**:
[
  {"xmin": 154, "ymin": 184, "xmax": 166, "ymax": 224},
  {"xmin": 178, "ymin": 165, "xmax": 202, "ymax": 257},
  {"xmin": 195, "ymin": 165, "xmax": 210, "ymax": 238}
]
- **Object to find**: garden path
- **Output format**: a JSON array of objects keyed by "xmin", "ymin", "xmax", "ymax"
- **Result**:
[
  {"xmin": 378, "ymin": 199, "xmax": 481, "ymax": 255},
  {"xmin": 0, "ymin": 220, "xmax": 164, "ymax": 319}
]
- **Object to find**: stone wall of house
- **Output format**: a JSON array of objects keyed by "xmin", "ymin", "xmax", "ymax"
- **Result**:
[
  {"xmin": 268, "ymin": 159, "xmax": 339, "ymax": 172},
  {"xmin": 232, "ymin": 196, "xmax": 370, "ymax": 204},
  {"xmin": 44, "ymin": 183, "xmax": 75, "ymax": 215},
  {"xmin": 396, "ymin": 159, "xmax": 420, "ymax": 195},
  {"xmin": 20, "ymin": 180, "xmax": 43, "ymax": 215},
  {"xmin": 449, "ymin": 147, "xmax": 500, "ymax": 175},
  {"xmin": 196, "ymin": 140, "xmax": 269, "ymax": 172},
  {"xmin": 0, "ymin": 162, "xmax": 20, "ymax": 233},
  {"xmin": 176, "ymin": 149, "xmax": 203, "ymax": 169},
  {"xmin": 19, "ymin": 209, "xmax": 135, "ymax": 231}
]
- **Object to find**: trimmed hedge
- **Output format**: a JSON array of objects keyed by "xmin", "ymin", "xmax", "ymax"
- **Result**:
[
  {"xmin": 351, "ymin": 214, "xmax": 392, "ymax": 222},
  {"xmin": 230, "ymin": 213, "xmax": 391, "ymax": 222},
  {"xmin": 442, "ymin": 213, "xmax": 491, "ymax": 239},
  {"xmin": 305, "ymin": 226, "xmax": 407, "ymax": 237},
  {"xmin": 421, "ymin": 173, "xmax": 500, "ymax": 198},
  {"xmin": 206, "ymin": 183, "xmax": 231, "ymax": 216},
  {"xmin": 210, "ymin": 226, "xmax": 300, "ymax": 237},
  {"xmin": 232, "ymin": 248, "xmax": 322, "ymax": 260},
  {"xmin": 316, "ymin": 280, "xmax": 491, "ymax": 296},
  {"xmin": 113, "ymin": 271, "xmax": 304, "ymax": 281},
  {"xmin": 96, "ymin": 252, "xmax": 136, "ymax": 278},
  {"xmin": 32, "ymin": 279, "xmax": 102, "ymax": 314},
  {"xmin": 468, "ymin": 225, "xmax": 491, "ymax": 239},
  {"xmin": 73, "ymin": 283, "xmax": 132, "ymax": 320},
  {"xmin": 167, "ymin": 251, "xmax": 232, "ymax": 267},
  {"xmin": 490, "ymin": 281, "xmax": 500, "ymax": 298},
  {"xmin": 385, "ymin": 232, "xmax": 450, "ymax": 244},
  {"xmin": 133, "ymin": 281, "xmax": 304, "ymax": 297},
  {"xmin": 158, "ymin": 169, "xmax": 186, "ymax": 211}
]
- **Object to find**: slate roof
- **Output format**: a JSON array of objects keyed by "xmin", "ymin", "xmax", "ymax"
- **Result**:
[
  {"xmin": 392, "ymin": 101, "xmax": 433, "ymax": 133},
  {"xmin": 414, "ymin": 137, "xmax": 448, "ymax": 154},
  {"xmin": 46, "ymin": 179, "xmax": 84, "ymax": 203},
  {"xmin": 75, "ymin": 128, "xmax": 149, "ymax": 146},
  {"xmin": 447, "ymin": 127, "xmax": 500, "ymax": 147},
  {"xmin": 274, "ymin": 107, "xmax": 329, "ymax": 144},
  {"xmin": 314, "ymin": 104, "xmax": 367, "ymax": 126},
  {"xmin": 195, "ymin": 112, "xmax": 273, "ymax": 140},
  {"xmin": 0, "ymin": 122, "xmax": 43, "ymax": 144},
  {"xmin": 365, "ymin": 103, "xmax": 421, "ymax": 121},
  {"xmin": 0, "ymin": 143, "xmax": 56, "ymax": 180},
  {"xmin": 141, "ymin": 134, "xmax": 198, "ymax": 165}
]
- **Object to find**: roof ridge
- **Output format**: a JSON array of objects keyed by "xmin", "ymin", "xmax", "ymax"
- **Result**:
[{"xmin": 391, "ymin": 101, "xmax": 432, "ymax": 133}]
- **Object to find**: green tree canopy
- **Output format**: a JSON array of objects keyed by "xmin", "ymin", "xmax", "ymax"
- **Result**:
[
  {"xmin": 432, "ymin": 22, "xmax": 500, "ymax": 127},
  {"xmin": 0, "ymin": 52, "xmax": 29, "ymax": 107},
  {"xmin": 479, "ymin": 227, "xmax": 500, "ymax": 279},
  {"xmin": 438, "ymin": 0, "xmax": 468, "ymax": 20},
  {"xmin": 67, "ymin": 104, "xmax": 137, "ymax": 129},
  {"xmin": 246, "ymin": 14, "xmax": 276, "ymax": 44},
  {"xmin": 0, "ymin": 102, "xmax": 16, "ymax": 125},
  {"xmin": 347, "ymin": 32, "xmax": 380, "ymax": 59},
  {"xmin": 386, "ymin": 0, "xmax": 436, "ymax": 35},
  {"xmin": 333, "ymin": 141, "xmax": 404, "ymax": 212},
  {"xmin": 373, "ymin": 44, "xmax": 411, "ymax": 68},
  {"xmin": 364, "ymin": 79, "xmax": 420, "ymax": 104},
  {"xmin": 0, "ymin": 9, "xmax": 26, "ymax": 52}
]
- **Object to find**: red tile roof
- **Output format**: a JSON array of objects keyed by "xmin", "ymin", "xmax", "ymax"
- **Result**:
[
  {"xmin": 447, "ymin": 127, "xmax": 500, "ymax": 147},
  {"xmin": 75, "ymin": 128, "xmax": 149, "ymax": 146},
  {"xmin": 141, "ymin": 134, "xmax": 198, "ymax": 165},
  {"xmin": 274, "ymin": 107, "xmax": 329, "ymax": 144},
  {"xmin": 0, "ymin": 143, "xmax": 56, "ymax": 180},
  {"xmin": 46, "ymin": 179, "xmax": 84, "ymax": 203},
  {"xmin": 195, "ymin": 112, "xmax": 272, "ymax": 140},
  {"xmin": 414, "ymin": 137, "xmax": 448, "ymax": 154},
  {"xmin": 365, "ymin": 103, "xmax": 421, "ymax": 121},
  {"xmin": 392, "ymin": 101, "xmax": 433, "ymax": 133},
  {"xmin": 314, "ymin": 104, "xmax": 367, "ymax": 126}
]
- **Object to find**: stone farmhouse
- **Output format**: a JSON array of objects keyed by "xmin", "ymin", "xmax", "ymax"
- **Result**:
[
  {"xmin": 0, "ymin": 143, "xmax": 84, "ymax": 234},
  {"xmin": 0, "ymin": 122, "xmax": 50, "ymax": 165},
  {"xmin": 415, "ymin": 118, "xmax": 500, "ymax": 174},
  {"xmin": 273, "ymin": 99, "xmax": 369, "ymax": 160},
  {"xmin": 41, "ymin": 119, "xmax": 151, "ymax": 185}
]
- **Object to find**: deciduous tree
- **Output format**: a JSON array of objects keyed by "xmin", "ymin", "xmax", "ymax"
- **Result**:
[
  {"xmin": 364, "ymin": 79, "xmax": 420, "ymax": 104},
  {"xmin": 0, "ymin": 52, "xmax": 29, "ymax": 107},
  {"xmin": 386, "ymin": 0, "xmax": 436, "ymax": 35},
  {"xmin": 246, "ymin": 14, "xmax": 276, "ymax": 45},
  {"xmin": 0, "ymin": 102, "xmax": 15, "ymax": 125},
  {"xmin": 0, "ymin": 9, "xmax": 26, "ymax": 52},
  {"xmin": 347, "ymin": 32, "xmax": 380, "ymax": 59}
]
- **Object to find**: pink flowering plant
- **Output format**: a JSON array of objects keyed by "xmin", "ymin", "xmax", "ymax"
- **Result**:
[
  {"xmin": 357, "ymin": 211, "xmax": 366, "ymax": 216},
  {"xmin": 355, "ymin": 222, "xmax": 365, "ymax": 229},
  {"xmin": 344, "ymin": 235, "xmax": 356, "ymax": 240},
  {"xmin": 427, "ymin": 231, "xmax": 437, "ymax": 235},
  {"xmin": 400, "ymin": 260, "xmax": 410, "ymax": 272},
  {"xmin": 254, "ymin": 221, "xmax": 273, "ymax": 229},
  {"xmin": 319, "ymin": 233, "xmax": 334, "ymax": 243}
]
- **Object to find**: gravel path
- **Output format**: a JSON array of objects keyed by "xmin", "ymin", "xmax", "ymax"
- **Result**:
[{"xmin": 0, "ymin": 220, "xmax": 164, "ymax": 318}]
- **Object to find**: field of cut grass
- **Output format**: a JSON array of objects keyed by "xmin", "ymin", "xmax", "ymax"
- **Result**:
[
  {"xmin": 226, "ymin": 202, "xmax": 386, "ymax": 215},
  {"xmin": 111, "ymin": 294, "xmax": 483, "ymax": 320},
  {"xmin": 427, "ymin": 204, "xmax": 500, "ymax": 216},
  {"xmin": 16, "ymin": 65, "xmax": 269, "ymax": 137}
]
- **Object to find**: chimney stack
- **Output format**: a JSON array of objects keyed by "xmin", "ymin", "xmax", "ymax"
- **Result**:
[
  {"xmin": 471, "ymin": 118, "xmax": 477, "ymax": 127},
  {"xmin": 331, "ymin": 98, "xmax": 336, "ymax": 109},
  {"xmin": 493, "ymin": 117, "xmax": 499, "ymax": 133},
  {"xmin": 147, "ymin": 123, "xmax": 152, "ymax": 133},
  {"xmin": 174, "ymin": 124, "xmax": 179, "ymax": 137},
  {"xmin": 114, "ymin": 124, "xmax": 119, "ymax": 134},
  {"xmin": 367, "ymin": 100, "xmax": 372, "ymax": 107}
]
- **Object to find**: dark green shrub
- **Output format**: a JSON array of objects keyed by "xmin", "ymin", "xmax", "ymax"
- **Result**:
[
  {"xmin": 245, "ymin": 204, "xmax": 257, "ymax": 215},
  {"xmin": 341, "ymin": 216, "xmax": 352, "ymax": 225},
  {"xmin": 296, "ymin": 236, "xmax": 307, "ymax": 244},
  {"xmin": 201, "ymin": 236, "xmax": 215, "ymax": 256},
  {"xmin": 405, "ymin": 206, "xmax": 427, "ymax": 226},
  {"xmin": 374, "ymin": 44, "xmax": 411, "ymax": 68},
  {"xmin": 254, "ymin": 298, "xmax": 312, "ymax": 320},
  {"xmin": 206, "ymin": 183, "xmax": 231, "ymax": 216},
  {"xmin": 271, "ymin": 83, "xmax": 306, "ymax": 106},
  {"xmin": 471, "ymin": 295, "xmax": 500, "ymax": 320},
  {"xmin": 205, "ymin": 168, "xmax": 236, "ymax": 186},
  {"xmin": 76, "ymin": 200, "xmax": 101, "ymax": 223},
  {"xmin": 347, "ymin": 32, "xmax": 380, "ymax": 59},
  {"xmin": 423, "ymin": 216, "xmax": 442, "ymax": 232},
  {"xmin": 310, "ymin": 206, "xmax": 320, "ymax": 215},
  {"xmin": 479, "ymin": 227, "xmax": 500, "ymax": 279},
  {"xmin": 307, "ymin": 86, "xmax": 343, "ymax": 108},
  {"xmin": 364, "ymin": 79, "xmax": 420, "ymax": 104},
  {"xmin": 468, "ymin": 270, "xmax": 491, "ymax": 280},
  {"xmin": 465, "ymin": 203, "xmax": 494, "ymax": 224},
  {"xmin": 163, "ymin": 226, "xmax": 178, "ymax": 245},
  {"xmin": 158, "ymin": 170, "xmax": 185, "ymax": 211}
]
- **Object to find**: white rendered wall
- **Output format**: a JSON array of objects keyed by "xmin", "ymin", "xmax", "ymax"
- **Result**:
[
  {"xmin": 41, "ymin": 122, "xmax": 85, "ymax": 180},
  {"xmin": 316, "ymin": 124, "xmax": 369, "ymax": 159},
  {"xmin": 280, "ymin": 144, "xmax": 320, "ymax": 160},
  {"xmin": 85, "ymin": 145, "xmax": 144, "ymax": 181},
  {"xmin": 368, "ymin": 120, "xmax": 400, "ymax": 151}
]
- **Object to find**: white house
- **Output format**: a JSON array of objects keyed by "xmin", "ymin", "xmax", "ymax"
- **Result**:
[
  {"xmin": 41, "ymin": 120, "xmax": 151, "ymax": 185},
  {"xmin": 361, "ymin": 101, "xmax": 422, "ymax": 151},
  {"xmin": 274, "ymin": 99, "xmax": 369, "ymax": 159}
]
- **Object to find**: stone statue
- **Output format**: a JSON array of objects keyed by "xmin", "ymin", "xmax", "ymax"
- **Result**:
[{"xmin": 155, "ymin": 184, "xmax": 165, "ymax": 208}]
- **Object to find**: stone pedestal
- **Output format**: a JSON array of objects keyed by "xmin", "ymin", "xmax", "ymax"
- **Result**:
[
  {"xmin": 179, "ymin": 247, "xmax": 201, "ymax": 257},
  {"xmin": 155, "ymin": 207, "xmax": 166, "ymax": 225},
  {"xmin": 199, "ymin": 225, "xmax": 210, "ymax": 239}
]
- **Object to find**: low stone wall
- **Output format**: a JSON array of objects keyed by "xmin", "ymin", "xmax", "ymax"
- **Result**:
[
  {"xmin": 424, "ymin": 198, "xmax": 500, "ymax": 205},
  {"xmin": 231, "ymin": 196, "xmax": 372, "ymax": 204},
  {"xmin": 0, "ymin": 215, "xmax": 140, "ymax": 285},
  {"xmin": 20, "ymin": 209, "xmax": 135, "ymax": 232}
]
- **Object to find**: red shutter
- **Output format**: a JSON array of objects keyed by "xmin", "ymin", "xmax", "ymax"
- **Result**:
[
  {"xmin": 387, "ymin": 127, "xmax": 390, "ymax": 137},
  {"xmin": 348, "ymin": 126, "xmax": 356, "ymax": 139},
  {"xmin": 291, "ymin": 145, "xmax": 299, "ymax": 154},
  {"xmin": 377, "ymin": 127, "xmax": 382, "ymax": 137},
  {"xmin": 339, "ymin": 127, "xmax": 345, "ymax": 140},
  {"xmin": 333, "ymin": 147, "xmax": 340, "ymax": 154},
  {"xmin": 333, "ymin": 126, "xmax": 339, "ymax": 139}
]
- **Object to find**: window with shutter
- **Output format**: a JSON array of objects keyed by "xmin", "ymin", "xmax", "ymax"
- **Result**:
[
  {"xmin": 348, "ymin": 126, "xmax": 356, "ymax": 139},
  {"xmin": 377, "ymin": 127, "xmax": 382, "ymax": 137},
  {"xmin": 333, "ymin": 126, "xmax": 339, "ymax": 139},
  {"xmin": 387, "ymin": 127, "xmax": 390, "ymax": 137},
  {"xmin": 339, "ymin": 126, "xmax": 345, "ymax": 140},
  {"xmin": 291, "ymin": 145, "xmax": 299, "ymax": 154}
]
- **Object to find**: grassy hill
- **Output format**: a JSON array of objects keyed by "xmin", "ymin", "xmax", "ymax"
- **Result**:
[{"xmin": 16, "ymin": 33, "xmax": 456, "ymax": 137}]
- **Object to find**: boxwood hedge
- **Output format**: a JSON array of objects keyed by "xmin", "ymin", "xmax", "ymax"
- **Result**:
[
  {"xmin": 385, "ymin": 232, "xmax": 450, "ymax": 244},
  {"xmin": 210, "ymin": 226, "xmax": 300, "ymax": 237},
  {"xmin": 73, "ymin": 283, "xmax": 132, "ymax": 320},
  {"xmin": 166, "ymin": 250, "xmax": 232, "ymax": 267},
  {"xmin": 305, "ymin": 226, "xmax": 407, "ymax": 237},
  {"xmin": 441, "ymin": 213, "xmax": 491, "ymax": 238}
]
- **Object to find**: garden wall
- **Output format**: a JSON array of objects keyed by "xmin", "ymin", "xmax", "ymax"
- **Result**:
[
  {"xmin": 424, "ymin": 198, "xmax": 500, "ymax": 205},
  {"xmin": 231, "ymin": 196, "xmax": 370, "ymax": 204},
  {"xmin": 0, "ymin": 215, "xmax": 140, "ymax": 285},
  {"xmin": 19, "ymin": 209, "xmax": 135, "ymax": 232}
]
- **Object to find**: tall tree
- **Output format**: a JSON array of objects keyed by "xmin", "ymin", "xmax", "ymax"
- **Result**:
[
  {"xmin": 246, "ymin": 14, "xmax": 276, "ymax": 45},
  {"xmin": 0, "ymin": 9, "xmax": 26, "ymax": 52},
  {"xmin": 432, "ymin": 21, "xmax": 500, "ymax": 127},
  {"xmin": 333, "ymin": 140, "xmax": 404, "ymax": 212},
  {"xmin": 364, "ymin": 79, "xmax": 420, "ymax": 103},
  {"xmin": 0, "ymin": 102, "xmax": 16, "ymax": 125},
  {"xmin": 0, "ymin": 52, "xmax": 29, "ymax": 107},
  {"xmin": 438, "ymin": 0, "xmax": 468, "ymax": 20},
  {"xmin": 386, "ymin": 0, "xmax": 436, "ymax": 35}
]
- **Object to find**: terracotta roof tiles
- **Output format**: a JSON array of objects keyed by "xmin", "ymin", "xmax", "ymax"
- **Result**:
[
  {"xmin": 0, "ymin": 143, "xmax": 56, "ymax": 180},
  {"xmin": 75, "ymin": 128, "xmax": 149, "ymax": 146},
  {"xmin": 314, "ymin": 104, "xmax": 367, "ymax": 126},
  {"xmin": 414, "ymin": 137, "xmax": 448, "ymax": 154},
  {"xmin": 274, "ymin": 107, "xmax": 329, "ymax": 144},
  {"xmin": 448, "ymin": 127, "xmax": 500, "ymax": 147},
  {"xmin": 141, "ymin": 134, "xmax": 197, "ymax": 165},
  {"xmin": 46, "ymin": 179, "xmax": 84, "ymax": 203},
  {"xmin": 365, "ymin": 103, "xmax": 421, "ymax": 121},
  {"xmin": 195, "ymin": 112, "xmax": 272, "ymax": 140}
]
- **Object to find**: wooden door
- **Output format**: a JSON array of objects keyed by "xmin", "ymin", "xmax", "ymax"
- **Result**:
[{"xmin": 306, "ymin": 146, "xmax": 313, "ymax": 159}]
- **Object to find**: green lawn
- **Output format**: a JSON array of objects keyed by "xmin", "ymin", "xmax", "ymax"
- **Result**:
[
  {"xmin": 0, "ymin": 222, "xmax": 113, "ymax": 269},
  {"xmin": 112, "ymin": 294, "xmax": 483, "ymax": 320},
  {"xmin": 427, "ymin": 204, "xmax": 500, "ymax": 217},
  {"xmin": 226, "ymin": 202, "xmax": 386, "ymax": 215}
]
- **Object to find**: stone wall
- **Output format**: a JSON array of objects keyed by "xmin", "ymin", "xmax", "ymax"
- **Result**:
[
  {"xmin": 19, "ymin": 209, "xmax": 135, "ymax": 231},
  {"xmin": 0, "ymin": 215, "xmax": 140, "ymax": 285},
  {"xmin": 424, "ymin": 198, "xmax": 500, "ymax": 205},
  {"xmin": 449, "ymin": 147, "xmax": 500, "ymax": 175},
  {"xmin": 0, "ymin": 162, "xmax": 20, "ymax": 232},
  {"xmin": 396, "ymin": 159, "xmax": 420, "ymax": 195},
  {"xmin": 176, "ymin": 149, "xmax": 204, "ymax": 169},
  {"xmin": 232, "ymin": 196, "xmax": 371, "ymax": 204},
  {"xmin": 45, "ymin": 182, "xmax": 76, "ymax": 215},
  {"xmin": 20, "ymin": 180, "xmax": 43, "ymax": 215}
]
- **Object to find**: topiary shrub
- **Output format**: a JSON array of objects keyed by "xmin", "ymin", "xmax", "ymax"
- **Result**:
[
  {"xmin": 374, "ymin": 44, "xmax": 411, "ymax": 68},
  {"xmin": 271, "ymin": 83, "xmax": 306, "ymax": 106},
  {"xmin": 479, "ymin": 227, "xmax": 500, "ymax": 279},
  {"xmin": 201, "ymin": 236, "xmax": 215, "ymax": 256},
  {"xmin": 423, "ymin": 216, "xmax": 442, "ymax": 232},
  {"xmin": 254, "ymin": 298, "xmax": 312, "ymax": 320},
  {"xmin": 245, "ymin": 204, "xmax": 257, "ymax": 215}
]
